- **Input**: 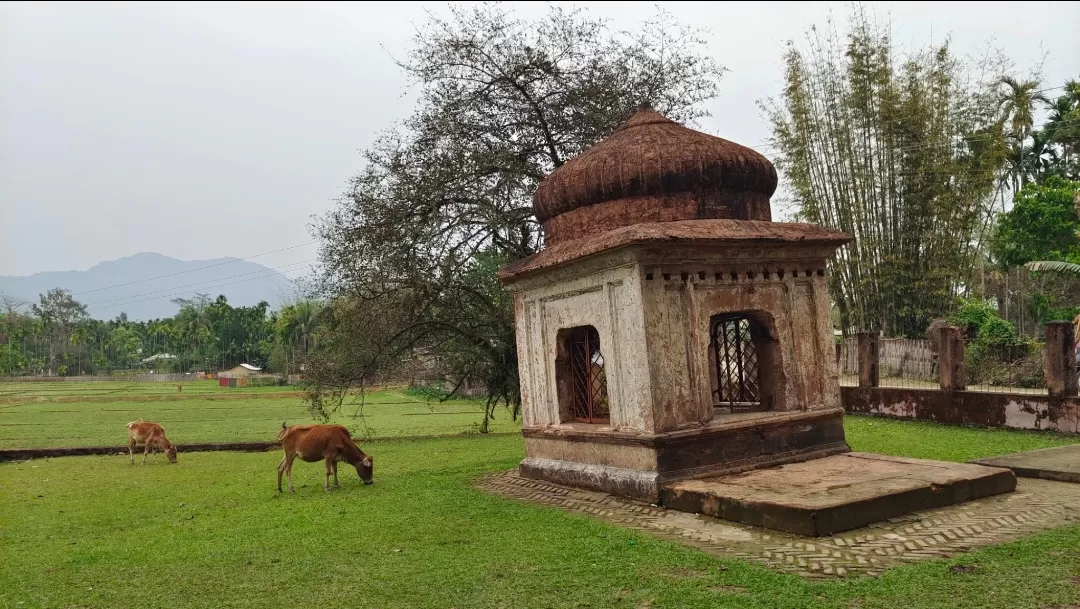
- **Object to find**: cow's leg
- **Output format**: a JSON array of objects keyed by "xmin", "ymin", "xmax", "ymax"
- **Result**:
[
  {"xmin": 142, "ymin": 441, "xmax": 151, "ymax": 465},
  {"xmin": 285, "ymin": 453, "xmax": 296, "ymax": 494},
  {"xmin": 332, "ymin": 460, "xmax": 339, "ymax": 488},
  {"xmin": 276, "ymin": 454, "xmax": 287, "ymax": 493},
  {"xmin": 128, "ymin": 438, "xmax": 136, "ymax": 465},
  {"xmin": 323, "ymin": 456, "xmax": 334, "ymax": 492}
]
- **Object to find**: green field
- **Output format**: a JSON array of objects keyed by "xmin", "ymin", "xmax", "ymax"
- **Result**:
[
  {"xmin": 3, "ymin": 425, "xmax": 1080, "ymax": 609},
  {"xmin": 0, "ymin": 383, "xmax": 521, "ymax": 449},
  {"xmin": 3, "ymin": 381, "xmax": 1080, "ymax": 608}
]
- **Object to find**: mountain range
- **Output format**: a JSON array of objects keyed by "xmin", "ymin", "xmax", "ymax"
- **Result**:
[{"xmin": 0, "ymin": 252, "xmax": 299, "ymax": 320}]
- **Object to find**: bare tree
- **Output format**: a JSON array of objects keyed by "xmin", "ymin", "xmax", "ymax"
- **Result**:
[
  {"xmin": 308, "ymin": 4, "xmax": 726, "ymax": 426},
  {"xmin": 0, "ymin": 293, "xmax": 29, "ymax": 319}
]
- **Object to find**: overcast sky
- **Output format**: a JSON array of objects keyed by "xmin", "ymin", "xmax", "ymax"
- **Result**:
[{"xmin": 2, "ymin": 1, "xmax": 1077, "ymax": 277}]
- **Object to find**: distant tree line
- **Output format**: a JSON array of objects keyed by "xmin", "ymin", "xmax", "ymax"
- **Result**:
[{"xmin": 0, "ymin": 290, "xmax": 324, "ymax": 377}]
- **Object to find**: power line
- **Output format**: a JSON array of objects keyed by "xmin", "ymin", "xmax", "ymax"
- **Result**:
[
  {"xmin": 748, "ymin": 115, "xmax": 1080, "ymax": 157},
  {"xmin": 72, "ymin": 240, "xmax": 318, "ymax": 297},
  {"xmin": 81, "ymin": 258, "xmax": 318, "ymax": 309},
  {"xmin": 87, "ymin": 267, "xmax": 312, "ymax": 314},
  {"xmin": 746, "ymin": 85, "xmax": 1075, "ymax": 153}
]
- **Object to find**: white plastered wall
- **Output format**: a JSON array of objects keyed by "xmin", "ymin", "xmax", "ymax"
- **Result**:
[{"xmin": 513, "ymin": 261, "xmax": 653, "ymax": 432}]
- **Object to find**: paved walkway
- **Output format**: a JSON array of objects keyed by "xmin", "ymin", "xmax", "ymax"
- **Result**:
[
  {"xmin": 477, "ymin": 469, "xmax": 1080, "ymax": 579},
  {"xmin": 974, "ymin": 444, "xmax": 1080, "ymax": 483}
]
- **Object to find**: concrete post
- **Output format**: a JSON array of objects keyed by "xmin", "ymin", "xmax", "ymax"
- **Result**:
[
  {"xmin": 938, "ymin": 325, "xmax": 966, "ymax": 391},
  {"xmin": 1045, "ymin": 321, "xmax": 1077, "ymax": 398},
  {"xmin": 857, "ymin": 332, "xmax": 879, "ymax": 388}
]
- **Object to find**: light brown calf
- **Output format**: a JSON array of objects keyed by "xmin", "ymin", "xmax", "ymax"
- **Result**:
[
  {"xmin": 126, "ymin": 419, "xmax": 178, "ymax": 465},
  {"xmin": 277, "ymin": 423, "xmax": 373, "ymax": 493}
]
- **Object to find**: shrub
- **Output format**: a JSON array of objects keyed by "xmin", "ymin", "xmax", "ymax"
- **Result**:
[
  {"xmin": 405, "ymin": 380, "xmax": 465, "ymax": 402},
  {"xmin": 952, "ymin": 299, "xmax": 997, "ymax": 340},
  {"xmin": 965, "ymin": 339, "xmax": 1045, "ymax": 388}
]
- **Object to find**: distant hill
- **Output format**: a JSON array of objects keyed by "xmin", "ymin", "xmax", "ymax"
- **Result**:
[{"xmin": 0, "ymin": 252, "xmax": 299, "ymax": 320}]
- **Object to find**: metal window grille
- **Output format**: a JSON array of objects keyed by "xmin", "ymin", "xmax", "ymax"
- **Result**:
[
  {"xmin": 570, "ymin": 327, "xmax": 610, "ymax": 424},
  {"xmin": 711, "ymin": 316, "xmax": 764, "ymax": 412}
]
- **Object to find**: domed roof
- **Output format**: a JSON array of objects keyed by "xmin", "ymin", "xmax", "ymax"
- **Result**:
[{"xmin": 533, "ymin": 105, "xmax": 778, "ymax": 244}]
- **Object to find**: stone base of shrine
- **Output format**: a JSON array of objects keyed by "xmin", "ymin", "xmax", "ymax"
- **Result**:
[
  {"xmin": 518, "ymin": 408, "xmax": 850, "ymax": 502},
  {"xmin": 661, "ymin": 453, "xmax": 1017, "ymax": 536}
]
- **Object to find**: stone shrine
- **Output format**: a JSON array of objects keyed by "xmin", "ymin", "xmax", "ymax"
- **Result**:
[{"xmin": 498, "ymin": 105, "xmax": 1015, "ymax": 535}]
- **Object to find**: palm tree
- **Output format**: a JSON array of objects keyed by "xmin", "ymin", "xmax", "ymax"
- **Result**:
[
  {"xmin": 289, "ymin": 300, "xmax": 322, "ymax": 356},
  {"xmin": 997, "ymin": 76, "xmax": 1050, "ymax": 141},
  {"xmin": 1044, "ymin": 83, "xmax": 1079, "ymax": 170},
  {"xmin": 1022, "ymin": 130, "xmax": 1061, "ymax": 180},
  {"xmin": 1002, "ymin": 142, "xmax": 1028, "ymax": 192},
  {"xmin": 1025, "ymin": 260, "xmax": 1080, "ymax": 275}
]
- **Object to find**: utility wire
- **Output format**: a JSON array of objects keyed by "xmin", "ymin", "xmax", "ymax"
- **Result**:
[
  {"xmin": 87, "ymin": 268, "xmax": 312, "ymax": 314},
  {"xmin": 73, "ymin": 240, "xmax": 318, "ymax": 297},
  {"xmin": 82, "ymin": 259, "xmax": 317, "ymax": 308}
]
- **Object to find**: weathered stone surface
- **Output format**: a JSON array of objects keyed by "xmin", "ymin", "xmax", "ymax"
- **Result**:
[
  {"xmin": 520, "ymin": 409, "xmax": 850, "ymax": 501},
  {"xmin": 842, "ymin": 386, "xmax": 1080, "ymax": 433},
  {"xmin": 972, "ymin": 444, "xmax": 1080, "ymax": 483},
  {"xmin": 1045, "ymin": 321, "xmax": 1078, "ymax": 398},
  {"xmin": 937, "ymin": 326, "xmax": 966, "ymax": 391},
  {"xmin": 506, "ymin": 245, "xmax": 846, "ymax": 435},
  {"xmin": 857, "ymin": 332, "xmax": 879, "ymax": 388},
  {"xmin": 532, "ymin": 108, "xmax": 777, "ymax": 233},
  {"xmin": 660, "ymin": 453, "xmax": 1016, "ymax": 536},
  {"xmin": 499, "ymin": 219, "xmax": 850, "ymax": 281},
  {"xmin": 478, "ymin": 471, "xmax": 1080, "ymax": 579}
]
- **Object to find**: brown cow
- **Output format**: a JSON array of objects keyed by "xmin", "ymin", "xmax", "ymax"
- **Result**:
[
  {"xmin": 277, "ymin": 423, "xmax": 373, "ymax": 493},
  {"xmin": 126, "ymin": 419, "xmax": 178, "ymax": 465}
]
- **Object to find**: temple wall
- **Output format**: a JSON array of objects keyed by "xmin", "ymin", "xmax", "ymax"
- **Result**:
[
  {"xmin": 511, "ymin": 257, "xmax": 653, "ymax": 431},
  {"xmin": 638, "ymin": 249, "xmax": 840, "ymax": 433},
  {"xmin": 509, "ymin": 243, "xmax": 842, "ymax": 436}
]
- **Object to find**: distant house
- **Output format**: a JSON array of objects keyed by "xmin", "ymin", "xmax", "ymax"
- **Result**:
[{"xmin": 220, "ymin": 363, "xmax": 262, "ymax": 378}]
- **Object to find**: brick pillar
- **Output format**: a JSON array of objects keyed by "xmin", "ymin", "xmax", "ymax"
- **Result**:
[
  {"xmin": 1045, "ymin": 321, "xmax": 1077, "ymax": 397},
  {"xmin": 857, "ymin": 332, "xmax": 879, "ymax": 388},
  {"xmin": 938, "ymin": 325, "xmax": 966, "ymax": 391}
]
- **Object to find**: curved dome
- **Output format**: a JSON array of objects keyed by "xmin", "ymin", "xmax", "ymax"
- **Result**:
[{"xmin": 533, "ymin": 106, "xmax": 778, "ymax": 244}]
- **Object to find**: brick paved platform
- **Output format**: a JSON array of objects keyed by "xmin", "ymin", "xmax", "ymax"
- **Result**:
[
  {"xmin": 972, "ymin": 444, "xmax": 1080, "ymax": 484},
  {"xmin": 661, "ymin": 453, "xmax": 1016, "ymax": 536},
  {"xmin": 476, "ymin": 468, "xmax": 1080, "ymax": 579}
]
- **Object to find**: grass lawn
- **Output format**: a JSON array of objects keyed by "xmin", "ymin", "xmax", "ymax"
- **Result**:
[
  {"xmin": 0, "ymin": 389, "xmax": 521, "ymax": 449},
  {"xmin": 2, "ymin": 420, "xmax": 1080, "ymax": 609},
  {"xmin": 843, "ymin": 415, "xmax": 1080, "ymax": 461}
]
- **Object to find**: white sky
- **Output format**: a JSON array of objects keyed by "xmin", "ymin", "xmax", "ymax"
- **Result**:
[{"xmin": 2, "ymin": 1, "xmax": 1077, "ymax": 276}]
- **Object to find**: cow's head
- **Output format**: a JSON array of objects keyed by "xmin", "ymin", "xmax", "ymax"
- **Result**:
[
  {"xmin": 355, "ymin": 455, "xmax": 373, "ymax": 485},
  {"xmin": 166, "ymin": 444, "xmax": 178, "ymax": 464}
]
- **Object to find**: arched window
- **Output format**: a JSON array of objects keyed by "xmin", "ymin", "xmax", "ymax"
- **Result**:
[
  {"xmin": 710, "ymin": 314, "xmax": 768, "ymax": 413},
  {"xmin": 555, "ymin": 326, "xmax": 610, "ymax": 424}
]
